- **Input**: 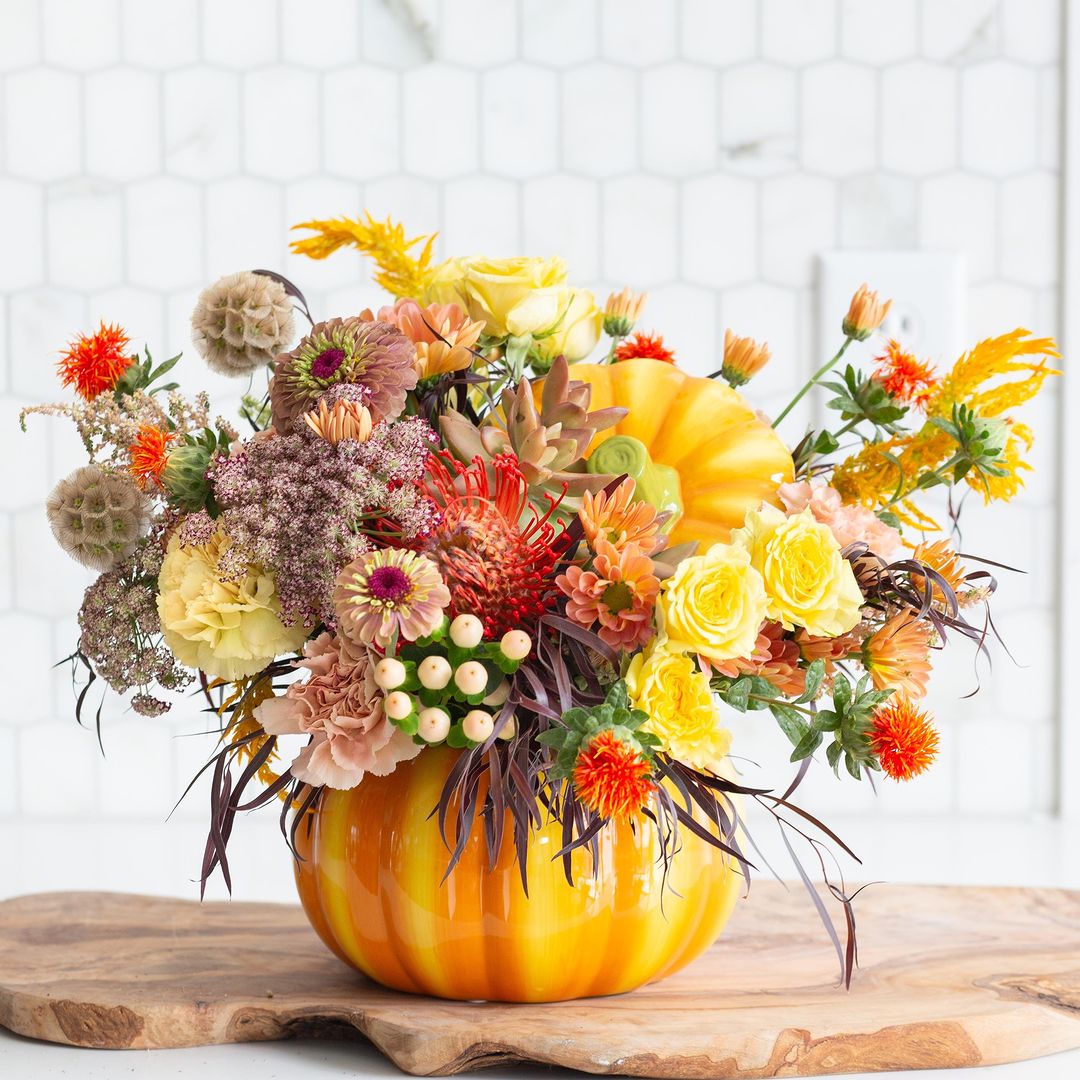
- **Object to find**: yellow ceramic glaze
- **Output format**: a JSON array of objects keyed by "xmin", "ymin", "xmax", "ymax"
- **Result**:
[
  {"xmin": 293, "ymin": 746, "xmax": 743, "ymax": 1002},
  {"xmin": 568, "ymin": 358, "xmax": 795, "ymax": 549}
]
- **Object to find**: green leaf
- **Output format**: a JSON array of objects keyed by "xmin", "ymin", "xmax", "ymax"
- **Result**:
[
  {"xmin": 770, "ymin": 703, "xmax": 809, "ymax": 747},
  {"xmin": 832, "ymin": 674, "xmax": 852, "ymax": 713},
  {"xmin": 826, "ymin": 740, "xmax": 843, "ymax": 774},
  {"xmin": 795, "ymin": 659, "xmax": 826, "ymax": 704},
  {"xmin": 790, "ymin": 728, "xmax": 822, "ymax": 762}
]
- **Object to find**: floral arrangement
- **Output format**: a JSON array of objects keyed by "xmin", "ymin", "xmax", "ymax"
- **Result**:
[{"xmin": 24, "ymin": 212, "xmax": 1058, "ymax": 983}]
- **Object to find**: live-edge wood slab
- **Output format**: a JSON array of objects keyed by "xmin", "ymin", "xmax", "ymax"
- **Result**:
[{"xmin": 2, "ymin": 884, "xmax": 1080, "ymax": 1077}]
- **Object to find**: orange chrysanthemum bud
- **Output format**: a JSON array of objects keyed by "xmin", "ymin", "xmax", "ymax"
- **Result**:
[
  {"xmin": 572, "ymin": 728, "xmax": 655, "ymax": 820},
  {"xmin": 57, "ymin": 321, "xmax": 133, "ymax": 400},
  {"xmin": 872, "ymin": 340, "xmax": 937, "ymax": 408},
  {"xmin": 304, "ymin": 399, "xmax": 374, "ymax": 445},
  {"xmin": 720, "ymin": 328, "xmax": 771, "ymax": 388},
  {"xmin": 603, "ymin": 288, "xmax": 647, "ymax": 338},
  {"xmin": 613, "ymin": 331, "xmax": 675, "ymax": 364},
  {"xmin": 842, "ymin": 283, "xmax": 891, "ymax": 341},
  {"xmin": 870, "ymin": 696, "xmax": 939, "ymax": 781},
  {"xmin": 128, "ymin": 424, "xmax": 175, "ymax": 490}
]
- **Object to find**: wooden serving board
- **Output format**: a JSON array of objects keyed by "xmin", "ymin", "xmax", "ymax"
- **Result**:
[{"xmin": 1, "ymin": 884, "xmax": 1079, "ymax": 1077}]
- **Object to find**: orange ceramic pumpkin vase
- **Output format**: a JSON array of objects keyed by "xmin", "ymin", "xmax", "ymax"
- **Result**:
[{"xmin": 293, "ymin": 746, "xmax": 743, "ymax": 1002}]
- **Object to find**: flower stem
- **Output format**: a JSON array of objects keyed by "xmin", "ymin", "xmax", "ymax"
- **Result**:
[{"xmin": 772, "ymin": 336, "xmax": 854, "ymax": 429}]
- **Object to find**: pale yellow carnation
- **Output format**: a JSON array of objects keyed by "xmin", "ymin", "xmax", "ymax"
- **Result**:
[
  {"xmin": 732, "ymin": 505, "xmax": 863, "ymax": 638},
  {"xmin": 157, "ymin": 529, "xmax": 308, "ymax": 681},
  {"xmin": 658, "ymin": 542, "xmax": 766, "ymax": 664},
  {"xmin": 625, "ymin": 643, "xmax": 732, "ymax": 772}
]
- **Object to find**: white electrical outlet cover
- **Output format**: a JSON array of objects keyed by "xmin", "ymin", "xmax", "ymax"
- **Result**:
[{"xmin": 817, "ymin": 251, "xmax": 966, "ymax": 367}]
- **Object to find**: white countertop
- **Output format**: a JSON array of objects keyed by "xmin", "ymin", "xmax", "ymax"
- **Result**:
[{"xmin": 1, "ymin": 814, "xmax": 1078, "ymax": 1079}]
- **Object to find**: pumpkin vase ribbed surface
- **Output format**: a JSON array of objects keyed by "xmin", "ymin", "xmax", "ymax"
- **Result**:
[{"xmin": 293, "ymin": 746, "xmax": 742, "ymax": 1002}]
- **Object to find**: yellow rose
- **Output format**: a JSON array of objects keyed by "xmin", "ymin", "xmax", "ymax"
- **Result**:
[
  {"xmin": 157, "ymin": 529, "xmax": 308, "ymax": 681},
  {"xmin": 732, "ymin": 505, "xmax": 863, "ymax": 638},
  {"xmin": 425, "ymin": 255, "xmax": 568, "ymax": 340},
  {"xmin": 658, "ymin": 542, "xmax": 766, "ymax": 664},
  {"xmin": 533, "ymin": 287, "xmax": 602, "ymax": 363},
  {"xmin": 625, "ymin": 643, "xmax": 732, "ymax": 771}
]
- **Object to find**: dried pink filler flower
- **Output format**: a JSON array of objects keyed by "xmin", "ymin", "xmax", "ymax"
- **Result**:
[
  {"xmin": 334, "ymin": 548, "xmax": 450, "ymax": 648},
  {"xmin": 210, "ymin": 419, "xmax": 439, "ymax": 625},
  {"xmin": 254, "ymin": 631, "xmax": 420, "ymax": 790},
  {"xmin": 778, "ymin": 477, "xmax": 902, "ymax": 559}
]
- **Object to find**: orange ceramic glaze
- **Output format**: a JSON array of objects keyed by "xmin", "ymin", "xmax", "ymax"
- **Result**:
[
  {"xmin": 567, "ymin": 358, "xmax": 795, "ymax": 549},
  {"xmin": 293, "ymin": 746, "xmax": 743, "ymax": 1002}
]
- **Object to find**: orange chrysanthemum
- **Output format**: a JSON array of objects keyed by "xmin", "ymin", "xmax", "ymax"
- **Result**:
[
  {"xmin": 578, "ymin": 476, "xmax": 661, "ymax": 555},
  {"xmin": 557, "ymin": 538, "xmax": 659, "ymax": 650},
  {"xmin": 128, "ymin": 424, "xmax": 175, "ymax": 489},
  {"xmin": 613, "ymin": 330, "xmax": 675, "ymax": 364},
  {"xmin": 870, "ymin": 696, "xmax": 939, "ymax": 781},
  {"xmin": 863, "ymin": 612, "xmax": 933, "ymax": 699},
  {"xmin": 872, "ymin": 339, "xmax": 938, "ymax": 408},
  {"xmin": 711, "ymin": 621, "xmax": 805, "ymax": 697},
  {"xmin": 57, "ymin": 322, "xmax": 133, "ymax": 400},
  {"xmin": 911, "ymin": 538, "xmax": 969, "ymax": 605},
  {"xmin": 572, "ymin": 729, "xmax": 655, "ymax": 820}
]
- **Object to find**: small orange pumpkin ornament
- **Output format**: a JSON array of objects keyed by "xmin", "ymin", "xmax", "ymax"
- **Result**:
[
  {"xmin": 294, "ymin": 747, "xmax": 742, "ymax": 1002},
  {"xmin": 568, "ymin": 358, "xmax": 794, "ymax": 548}
]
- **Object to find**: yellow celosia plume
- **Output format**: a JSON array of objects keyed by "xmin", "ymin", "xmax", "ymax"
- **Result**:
[
  {"xmin": 832, "ymin": 329, "xmax": 1060, "ymax": 521},
  {"xmin": 290, "ymin": 212, "xmax": 437, "ymax": 299}
]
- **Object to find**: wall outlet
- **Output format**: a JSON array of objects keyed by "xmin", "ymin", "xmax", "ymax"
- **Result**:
[{"xmin": 817, "ymin": 251, "xmax": 967, "ymax": 367}]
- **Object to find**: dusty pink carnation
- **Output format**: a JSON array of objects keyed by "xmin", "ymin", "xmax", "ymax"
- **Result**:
[
  {"xmin": 254, "ymin": 631, "xmax": 420, "ymax": 790},
  {"xmin": 777, "ymin": 477, "xmax": 902, "ymax": 559}
]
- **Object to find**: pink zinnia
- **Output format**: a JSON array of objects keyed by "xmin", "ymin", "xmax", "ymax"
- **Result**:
[
  {"xmin": 254, "ymin": 631, "xmax": 420, "ymax": 790},
  {"xmin": 778, "ymin": 477, "xmax": 902, "ymax": 559},
  {"xmin": 556, "ymin": 539, "xmax": 658, "ymax": 651},
  {"xmin": 333, "ymin": 548, "xmax": 450, "ymax": 648}
]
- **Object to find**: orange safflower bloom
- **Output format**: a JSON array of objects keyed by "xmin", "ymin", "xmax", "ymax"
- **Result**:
[
  {"xmin": 128, "ymin": 424, "xmax": 175, "ymax": 489},
  {"xmin": 57, "ymin": 322, "xmax": 133, "ymax": 400},
  {"xmin": 870, "ymin": 696, "xmax": 939, "ymax": 781},
  {"xmin": 573, "ymin": 729, "xmax": 655, "ymax": 819},
  {"xmin": 873, "ymin": 339, "xmax": 937, "ymax": 408},
  {"xmin": 578, "ymin": 476, "xmax": 661, "ymax": 555},
  {"xmin": 863, "ymin": 612, "xmax": 933, "ymax": 699},
  {"xmin": 614, "ymin": 330, "xmax": 675, "ymax": 364}
]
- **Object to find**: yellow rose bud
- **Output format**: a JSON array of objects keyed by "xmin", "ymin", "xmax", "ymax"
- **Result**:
[
  {"xmin": 624, "ymin": 643, "xmax": 732, "ymax": 772},
  {"xmin": 657, "ymin": 542, "xmax": 767, "ymax": 664},
  {"xmin": 533, "ymin": 287, "xmax": 603, "ymax": 363},
  {"xmin": 732, "ymin": 505, "xmax": 863, "ymax": 638}
]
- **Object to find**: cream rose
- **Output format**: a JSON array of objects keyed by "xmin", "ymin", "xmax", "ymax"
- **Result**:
[
  {"xmin": 658, "ymin": 542, "xmax": 767, "ymax": 664},
  {"xmin": 732, "ymin": 505, "xmax": 863, "ymax": 638},
  {"xmin": 157, "ymin": 529, "xmax": 308, "ymax": 681}
]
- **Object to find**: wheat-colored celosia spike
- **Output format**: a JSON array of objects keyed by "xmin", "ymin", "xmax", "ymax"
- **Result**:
[{"xmin": 290, "ymin": 212, "xmax": 437, "ymax": 299}]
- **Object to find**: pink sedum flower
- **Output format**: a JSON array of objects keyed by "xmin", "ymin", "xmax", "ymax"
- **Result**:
[
  {"xmin": 255, "ymin": 631, "xmax": 420, "ymax": 790},
  {"xmin": 777, "ymin": 477, "xmax": 902, "ymax": 560}
]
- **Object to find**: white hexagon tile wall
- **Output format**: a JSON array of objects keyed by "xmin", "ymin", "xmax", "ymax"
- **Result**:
[{"xmin": 0, "ymin": 0, "xmax": 1063, "ymax": 899}]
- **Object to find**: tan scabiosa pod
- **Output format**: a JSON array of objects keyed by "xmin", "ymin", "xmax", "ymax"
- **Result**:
[
  {"xmin": 191, "ymin": 271, "xmax": 297, "ymax": 376},
  {"xmin": 46, "ymin": 464, "xmax": 150, "ymax": 571}
]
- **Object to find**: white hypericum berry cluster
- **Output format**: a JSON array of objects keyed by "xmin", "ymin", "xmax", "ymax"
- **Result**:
[{"xmin": 374, "ymin": 614, "xmax": 531, "ymax": 747}]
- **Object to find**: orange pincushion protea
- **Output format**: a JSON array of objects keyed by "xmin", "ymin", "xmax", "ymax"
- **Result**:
[
  {"xmin": 420, "ymin": 452, "xmax": 569, "ymax": 639},
  {"xmin": 614, "ymin": 331, "xmax": 675, "ymax": 364},
  {"xmin": 573, "ymin": 729, "xmax": 656, "ymax": 820},
  {"xmin": 872, "ymin": 340, "xmax": 937, "ymax": 408},
  {"xmin": 870, "ymin": 696, "xmax": 939, "ymax": 781},
  {"xmin": 128, "ymin": 424, "xmax": 175, "ymax": 490},
  {"xmin": 863, "ymin": 612, "xmax": 933, "ymax": 699},
  {"xmin": 58, "ymin": 322, "xmax": 133, "ymax": 400}
]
